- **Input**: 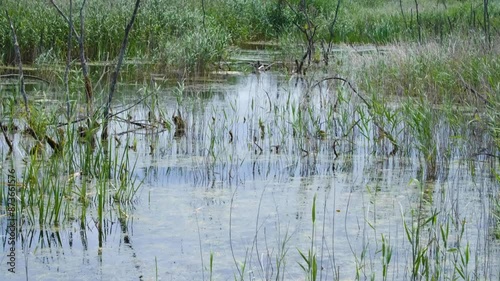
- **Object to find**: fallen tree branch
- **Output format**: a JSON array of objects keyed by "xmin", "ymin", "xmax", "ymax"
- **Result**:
[
  {"xmin": 24, "ymin": 127, "xmax": 61, "ymax": 152},
  {"xmin": 311, "ymin": 76, "xmax": 370, "ymax": 106},
  {"xmin": 0, "ymin": 122, "xmax": 14, "ymax": 152}
]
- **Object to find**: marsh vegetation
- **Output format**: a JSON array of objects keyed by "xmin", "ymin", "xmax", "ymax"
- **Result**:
[{"xmin": 1, "ymin": 0, "xmax": 500, "ymax": 280}]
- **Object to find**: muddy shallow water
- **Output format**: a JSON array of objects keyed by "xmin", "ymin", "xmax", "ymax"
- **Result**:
[{"xmin": 1, "ymin": 64, "xmax": 500, "ymax": 280}]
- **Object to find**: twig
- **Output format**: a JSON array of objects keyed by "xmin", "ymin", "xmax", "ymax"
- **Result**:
[
  {"xmin": 49, "ymin": 0, "xmax": 81, "ymax": 40},
  {"xmin": 0, "ymin": 122, "xmax": 14, "ymax": 152},
  {"xmin": 102, "ymin": 0, "xmax": 141, "ymax": 140},
  {"xmin": 264, "ymin": 90, "xmax": 272, "ymax": 112},
  {"xmin": 64, "ymin": 0, "xmax": 73, "ymax": 119},
  {"xmin": 5, "ymin": 10, "xmax": 29, "ymax": 115},
  {"xmin": 311, "ymin": 76, "xmax": 370, "ymax": 106},
  {"xmin": 414, "ymin": 0, "xmax": 422, "ymax": 43},
  {"xmin": 114, "ymin": 115, "xmax": 153, "ymax": 128},
  {"xmin": 229, "ymin": 186, "xmax": 242, "ymax": 279},
  {"xmin": 56, "ymin": 116, "xmax": 89, "ymax": 127},
  {"xmin": 0, "ymin": 74, "xmax": 50, "ymax": 85},
  {"xmin": 399, "ymin": 0, "xmax": 408, "ymax": 30},
  {"xmin": 457, "ymin": 74, "xmax": 492, "ymax": 106},
  {"xmin": 55, "ymin": 91, "xmax": 155, "ymax": 128},
  {"xmin": 109, "ymin": 91, "xmax": 155, "ymax": 118},
  {"xmin": 194, "ymin": 210, "xmax": 205, "ymax": 281},
  {"xmin": 79, "ymin": 0, "xmax": 93, "ymax": 115}
]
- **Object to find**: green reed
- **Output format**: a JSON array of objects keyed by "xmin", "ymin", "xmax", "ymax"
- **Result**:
[
  {"xmin": 297, "ymin": 193, "xmax": 318, "ymax": 281},
  {"xmin": 2, "ymin": 0, "xmax": 498, "ymax": 72}
]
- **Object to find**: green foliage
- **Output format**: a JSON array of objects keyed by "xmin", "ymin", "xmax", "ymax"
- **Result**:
[
  {"xmin": 1, "ymin": 0, "xmax": 499, "ymax": 70},
  {"xmin": 297, "ymin": 193, "xmax": 318, "ymax": 281}
]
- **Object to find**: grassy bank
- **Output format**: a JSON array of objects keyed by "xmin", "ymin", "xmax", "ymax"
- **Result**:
[{"xmin": 1, "ymin": 0, "xmax": 499, "ymax": 71}]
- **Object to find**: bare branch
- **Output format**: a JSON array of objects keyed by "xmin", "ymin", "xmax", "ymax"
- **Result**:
[
  {"xmin": 49, "ymin": 0, "xmax": 92, "ymax": 117},
  {"xmin": 0, "ymin": 74, "xmax": 50, "ymax": 84},
  {"xmin": 64, "ymin": 0, "xmax": 73, "ymax": 119},
  {"xmin": 79, "ymin": 0, "xmax": 93, "ymax": 111}
]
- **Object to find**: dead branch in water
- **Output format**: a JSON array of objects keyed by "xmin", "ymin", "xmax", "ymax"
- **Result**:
[
  {"xmin": 0, "ymin": 122, "xmax": 14, "ymax": 152},
  {"xmin": 78, "ymin": 0, "xmax": 93, "ymax": 114},
  {"xmin": 102, "ymin": 0, "xmax": 141, "ymax": 140},
  {"xmin": 50, "ymin": 0, "xmax": 93, "ymax": 117},
  {"xmin": 312, "ymin": 76, "xmax": 399, "ymax": 155}
]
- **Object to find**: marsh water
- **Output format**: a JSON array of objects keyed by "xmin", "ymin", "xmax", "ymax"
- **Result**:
[{"xmin": 1, "ymin": 49, "xmax": 500, "ymax": 280}]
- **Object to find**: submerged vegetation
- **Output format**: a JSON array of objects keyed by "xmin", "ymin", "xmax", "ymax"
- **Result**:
[{"xmin": 1, "ymin": 0, "xmax": 500, "ymax": 280}]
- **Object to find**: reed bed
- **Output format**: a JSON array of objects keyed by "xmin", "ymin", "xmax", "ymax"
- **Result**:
[{"xmin": 1, "ymin": 0, "xmax": 499, "ymax": 72}]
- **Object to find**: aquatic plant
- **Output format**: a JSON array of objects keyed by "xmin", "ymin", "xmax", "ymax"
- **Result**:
[{"xmin": 297, "ymin": 193, "xmax": 318, "ymax": 281}]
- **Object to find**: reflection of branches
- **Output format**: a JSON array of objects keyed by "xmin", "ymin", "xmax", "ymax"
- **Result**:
[
  {"xmin": 0, "ymin": 122, "xmax": 13, "ymax": 152},
  {"xmin": 399, "ymin": 0, "xmax": 408, "ymax": 30},
  {"xmin": 229, "ymin": 186, "xmax": 244, "ymax": 279}
]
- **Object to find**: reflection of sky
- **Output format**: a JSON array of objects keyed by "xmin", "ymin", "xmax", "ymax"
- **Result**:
[{"xmin": 1, "ymin": 72, "xmax": 499, "ymax": 280}]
